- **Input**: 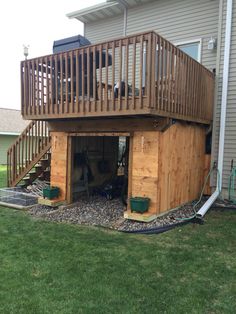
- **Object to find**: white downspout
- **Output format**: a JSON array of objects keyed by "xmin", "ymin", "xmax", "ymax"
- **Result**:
[{"xmin": 196, "ymin": 0, "xmax": 233, "ymax": 218}]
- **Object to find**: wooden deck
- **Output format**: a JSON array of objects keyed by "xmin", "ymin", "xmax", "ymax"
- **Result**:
[{"xmin": 21, "ymin": 31, "xmax": 214, "ymax": 124}]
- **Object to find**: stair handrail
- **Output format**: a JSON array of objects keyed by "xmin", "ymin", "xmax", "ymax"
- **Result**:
[{"xmin": 7, "ymin": 120, "xmax": 51, "ymax": 187}]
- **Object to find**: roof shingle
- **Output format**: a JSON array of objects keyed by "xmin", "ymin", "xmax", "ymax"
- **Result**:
[{"xmin": 0, "ymin": 108, "xmax": 29, "ymax": 134}]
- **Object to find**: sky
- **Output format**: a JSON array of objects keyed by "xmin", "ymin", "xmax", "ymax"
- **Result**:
[{"xmin": 0, "ymin": 0, "xmax": 104, "ymax": 110}]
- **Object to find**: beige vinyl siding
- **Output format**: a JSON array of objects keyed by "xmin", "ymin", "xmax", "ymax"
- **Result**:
[
  {"xmin": 212, "ymin": 0, "xmax": 236, "ymax": 189},
  {"xmin": 0, "ymin": 135, "xmax": 18, "ymax": 164},
  {"xmin": 85, "ymin": 0, "xmax": 219, "ymax": 71},
  {"xmin": 85, "ymin": 14, "xmax": 123, "ymax": 43}
]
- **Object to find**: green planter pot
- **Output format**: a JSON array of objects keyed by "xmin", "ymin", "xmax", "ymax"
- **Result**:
[
  {"xmin": 43, "ymin": 186, "xmax": 60, "ymax": 200},
  {"xmin": 130, "ymin": 197, "xmax": 150, "ymax": 213}
]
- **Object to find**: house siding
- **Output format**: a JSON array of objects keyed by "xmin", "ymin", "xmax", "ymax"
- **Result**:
[
  {"xmin": 0, "ymin": 135, "xmax": 18, "ymax": 164},
  {"xmin": 212, "ymin": 0, "xmax": 236, "ymax": 191},
  {"xmin": 85, "ymin": 0, "xmax": 219, "ymax": 71}
]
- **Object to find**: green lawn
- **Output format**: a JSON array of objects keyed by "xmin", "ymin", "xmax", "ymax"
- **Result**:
[
  {"xmin": 0, "ymin": 165, "xmax": 7, "ymax": 187},
  {"xmin": 0, "ymin": 168, "xmax": 236, "ymax": 313}
]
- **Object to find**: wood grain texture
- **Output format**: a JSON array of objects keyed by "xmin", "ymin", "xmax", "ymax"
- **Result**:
[{"xmin": 50, "ymin": 132, "xmax": 68, "ymax": 201}]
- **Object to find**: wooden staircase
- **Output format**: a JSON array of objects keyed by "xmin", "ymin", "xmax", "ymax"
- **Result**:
[{"xmin": 7, "ymin": 120, "xmax": 51, "ymax": 187}]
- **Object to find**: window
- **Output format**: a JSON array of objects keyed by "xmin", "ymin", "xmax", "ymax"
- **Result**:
[{"xmin": 177, "ymin": 40, "xmax": 201, "ymax": 62}]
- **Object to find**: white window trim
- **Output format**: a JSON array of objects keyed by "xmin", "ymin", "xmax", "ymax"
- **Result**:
[{"xmin": 175, "ymin": 38, "xmax": 202, "ymax": 63}]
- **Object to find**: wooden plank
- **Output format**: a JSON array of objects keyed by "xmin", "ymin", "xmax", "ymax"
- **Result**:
[
  {"xmin": 69, "ymin": 132, "xmax": 130, "ymax": 137},
  {"xmin": 151, "ymin": 33, "xmax": 157, "ymax": 109},
  {"xmin": 70, "ymin": 51, "xmax": 74, "ymax": 113},
  {"xmin": 139, "ymin": 35, "xmax": 144, "ymax": 109},
  {"xmin": 125, "ymin": 39, "xmax": 129, "ymax": 110},
  {"xmin": 92, "ymin": 46, "xmax": 96, "ymax": 112},
  {"xmin": 66, "ymin": 136, "xmax": 72, "ymax": 204},
  {"xmin": 99, "ymin": 45, "xmax": 102, "ymax": 111},
  {"xmin": 146, "ymin": 33, "xmax": 152, "ymax": 109},
  {"xmin": 54, "ymin": 54, "xmax": 58, "ymax": 115},
  {"xmin": 49, "ymin": 56, "xmax": 53, "ymax": 114},
  {"xmin": 132, "ymin": 37, "xmax": 136, "ymax": 109},
  {"xmin": 65, "ymin": 52, "xmax": 69, "ymax": 113},
  {"xmin": 60, "ymin": 54, "xmax": 63, "ymax": 114},
  {"xmin": 111, "ymin": 42, "xmax": 115, "ymax": 111},
  {"xmin": 87, "ymin": 46, "xmax": 90, "ymax": 112},
  {"xmin": 31, "ymin": 60, "xmax": 36, "ymax": 116},
  {"xmin": 119, "ymin": 39, "xmax": 122, "ymax": 110},
  {"xmin": 75, "ymin": 50, "xmax": 79, "ymax": 113},
  {"xmin": 82, "ymin": 49, "xmax": 85, "ymax": 112},
  {"xmin": 105, "ymin": 43, "xmax": 108, "ymax": 111}
]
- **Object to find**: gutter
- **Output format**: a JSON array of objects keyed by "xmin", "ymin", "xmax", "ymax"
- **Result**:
[{"xmin": 196, "ymin": 0, "xmax": 233, "ymax": 218}]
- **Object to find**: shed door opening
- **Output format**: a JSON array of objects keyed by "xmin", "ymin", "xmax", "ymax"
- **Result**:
[{"xmin": 70, "ymin": 135, "xmax": 129, "ymax": 204}]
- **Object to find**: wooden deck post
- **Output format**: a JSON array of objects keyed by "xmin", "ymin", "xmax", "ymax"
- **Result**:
[{"xmin": 50, "ymin": 132, "xmax": 70, "ymax": 202}]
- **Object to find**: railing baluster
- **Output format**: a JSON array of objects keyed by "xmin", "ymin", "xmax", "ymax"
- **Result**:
[
  {"xmin": 75, "ymin": 50, "xmax": 79, "ymax": 113},
  {"xmin": 111, "ymin": 42, "xmax": 115, "ymax": 111},
  {"xmin": 60, "ymin": 54, "xmax": 63, "ymax": 114},
  {"xmin": 87, "ymin": 47, "xmax": 91, "ymax": 112},
  {"xmin": 119, "ymin": 39, "xmax": 122, "ymax": 110},
  {"xmin": 54, "ymin": 55, "xmax": 58, "ymax": 114},
  {"xmin": 82, "ymin": 49, "xmax": 85, "ymax": 112},
  {"xmin": 99, "ymin": 45, "xmax": 102, "ymax": 111},
  {"xmin": 70, "ymin": 51, "xmax": 74, "ymax": 113},
  {"xmin": 65, "ymin": 52, "xmax": 69, "ymax": 113},
  {"xmin": 139, "ymin": 35, "xmax": 144, "ymax": 109},
  {"xmin": 92, "ymin": 46, "xmax": 96, "ymax": 112},
  {"xmin": 125, "ymin": 38, "xmax": 129, "ymax": 110},
  {"xmin": 160, "ymin": 37, "xmax": 164, "ymax": 111},
  {"xmin": 132, "ymin": 37, "xmax": 136, "ymax": 110},
  {"xmin": 49, "ymin": 55, "xmax": 53, "ymax": 115},
  {"xmin": 151, "ymin": 33, "xmax": 157, "ymax": 110},
  {"xmin": 105, "ymin": 43, "xmax": 109, "ymax": 111}
]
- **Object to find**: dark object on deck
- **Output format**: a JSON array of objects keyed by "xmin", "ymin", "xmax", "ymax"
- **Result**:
[
  {"xmin": 43, "ymin": 186, "xmax": 60, "ymax": 200},
  {"xmin": 53, "ymin": 35, "xmax": 91, "ymax": 53},
  {"xmin": 52, "ymin": 34, "xmax": 112, "ymax": 99},
  {"xmin": 130, "ymin": 197, "xmax": 150, "ymax": 213}
]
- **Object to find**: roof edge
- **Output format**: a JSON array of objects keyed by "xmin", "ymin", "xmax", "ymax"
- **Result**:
[{"xmin": 66, "ymin": 2, "xmax": 119, "ymax": 20}]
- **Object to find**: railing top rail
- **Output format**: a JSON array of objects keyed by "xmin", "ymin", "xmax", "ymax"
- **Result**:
[
  {"xmin": 20, "ymin": 30, "xmax": 154, "ymax": 63},
  {"xmin": 7, "ymin": 120, "xmax": 35, "ymax": 154},
  {"xmin": 21, "ymin": 30, "xmax": 214, "ymax": 79}
]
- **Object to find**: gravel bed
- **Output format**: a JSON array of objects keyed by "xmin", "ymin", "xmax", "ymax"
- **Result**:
[
  {"xmin": 28, "ymin": 204, "xmax": 58, "ymax": 216},
  {"xmin": 27, "ymin": 195, "xmax": 212, "ymax": 231},
  {"xmin": 32, "ymin": 196, "xmax": 125, "ymax": 227}
]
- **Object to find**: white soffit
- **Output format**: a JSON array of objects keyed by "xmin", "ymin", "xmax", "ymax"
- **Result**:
[{"xmin": 66, "ymin": 0, "xmax": 154, "ymax": 23}]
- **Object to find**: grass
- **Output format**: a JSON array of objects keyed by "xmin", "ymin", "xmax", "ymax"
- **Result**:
[
  {"xmin": 0, "ymin": 168, "xmax": 236, "ymax": 313},
  {"xmin": 0, "ymin": 165, "xmax": 7, "ymax": 187}
]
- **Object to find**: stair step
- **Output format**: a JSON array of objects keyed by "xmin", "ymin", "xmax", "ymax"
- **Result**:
[
  {"xmin": 18, "ymin": 182, "xmax": 27, "ymax": 188},
  {"xmin": 35, "ymin": 164, "xmax": 43, "ymax": 168}
]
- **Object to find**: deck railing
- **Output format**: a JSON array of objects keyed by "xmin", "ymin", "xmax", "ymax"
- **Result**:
[{"xmin": 21, "ymin": 31, "xmax": 214, "ymax": 123}]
